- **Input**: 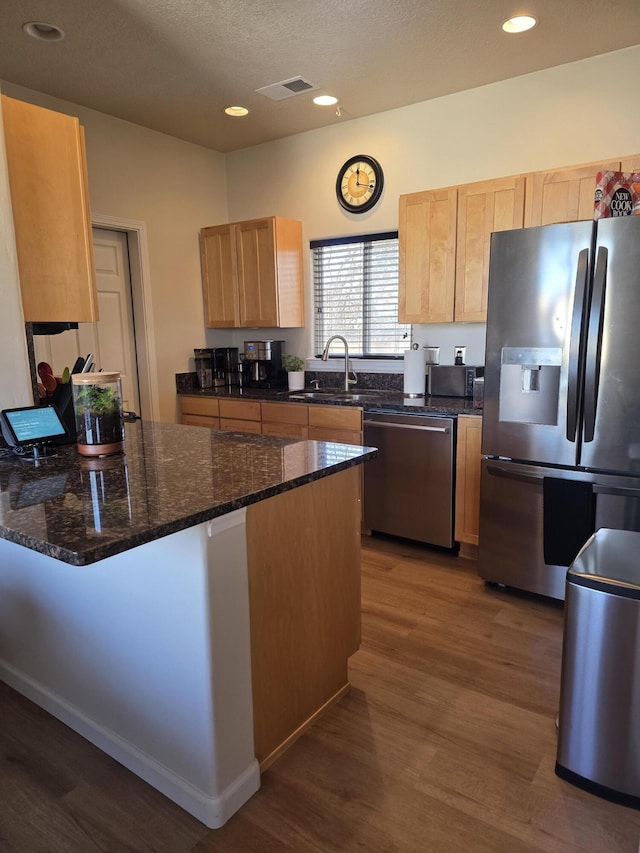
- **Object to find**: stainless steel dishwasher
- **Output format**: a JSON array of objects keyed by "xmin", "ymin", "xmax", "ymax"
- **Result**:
[{"xmin": 363, "ymin": 412, "xmax": 455, "ymax": 548}]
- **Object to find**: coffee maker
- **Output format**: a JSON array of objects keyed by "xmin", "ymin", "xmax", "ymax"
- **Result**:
[
  {"xmin": 215, "ymin": 347, "xmax": 240, "ymax": 388},
  {"xmin": 194, "ymin": 348, "xmax": 223, "ymax": 389},
  {"xmin": 243, "ymin": 340, "xmax": 286, "ymax": 389}
]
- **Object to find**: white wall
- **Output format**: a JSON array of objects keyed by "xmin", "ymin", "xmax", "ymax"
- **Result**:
[
  {"xmin": 0, "ymin": 84, "xmax": 31, "ymax": 408},
  {"xmin": 224, "ymin": 45, "xmax": 640, "ymax": 367},
  {"xmin": 0, "ymin": 82, "xmax": 229, "ymax": 423}
]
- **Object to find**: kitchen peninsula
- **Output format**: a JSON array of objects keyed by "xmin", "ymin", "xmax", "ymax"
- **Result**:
[{"xmin": 0, "ymin": 420, "xmax": 375, "ymax": 828}]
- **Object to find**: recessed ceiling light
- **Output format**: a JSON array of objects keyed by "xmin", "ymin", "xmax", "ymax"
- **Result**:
[
  {"xmin": 224, "ymin": 106, "xmax": 249, "ymax": 117},
  {"xmin": 22, "ymin": 21, "xmax": 65, "ymax": 41},
  {"xmin": 502, "ymin": 15, "xmax": 537, "ymax": 33},
  {"xmin": 313, "ymin": 95, "xmax": 338, "ymax": 107}
]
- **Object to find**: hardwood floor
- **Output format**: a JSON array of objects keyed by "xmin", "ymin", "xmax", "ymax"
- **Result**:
[{"xmin": 2, "ymin": 535, "xmax": 640, "ymax": 852}]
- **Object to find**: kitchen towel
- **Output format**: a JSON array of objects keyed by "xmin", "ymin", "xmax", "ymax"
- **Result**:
[{"xmin": 403, "ymin": 348, "xmax": 426, "ymax": 396}]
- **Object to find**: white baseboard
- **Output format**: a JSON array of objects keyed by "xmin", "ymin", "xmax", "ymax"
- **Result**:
[{"xmin": 1, "ymin": 661, "xmax": 260, "ymax": 829}]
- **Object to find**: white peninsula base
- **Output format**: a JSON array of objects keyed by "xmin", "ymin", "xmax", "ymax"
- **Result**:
[{"xmin": 0, "ymin": 509, "xmax": 260, "ymax": 829}]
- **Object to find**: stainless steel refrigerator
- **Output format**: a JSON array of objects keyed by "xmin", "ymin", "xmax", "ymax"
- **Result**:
[{"xmin": 479, "ymin": 215, "xmax": 640, "ymax": 600}]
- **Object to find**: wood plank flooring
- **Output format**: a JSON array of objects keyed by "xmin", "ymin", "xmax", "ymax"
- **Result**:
[{"xmin": 2, "ymin": 534, "xmax": 640, "ymax": 851}]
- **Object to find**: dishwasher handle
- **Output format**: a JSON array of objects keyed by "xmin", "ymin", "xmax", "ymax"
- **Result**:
[{"xmin": 364, "ymin": 419, "xmax": 450, "ymax": 434}]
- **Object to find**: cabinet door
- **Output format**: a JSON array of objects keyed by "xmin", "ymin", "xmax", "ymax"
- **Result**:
[
  {"xmin": 272, "ymin": 217, "xmax": 304, "ymax": 328},
  {"xmin": 236, "ymin": 218, "xmax": 279, "ymax": 327},
  {"xmin": 2, "ymin": 95, "xmax": 98, "ymax": 323},
  {"xmin": 182, "ymin": 414, "xmax": 221, "ymax": 429},
  {"xmin": 260, "ymin": 401, "xmax": 308, "ymax": 426},
  {"xmin": 455, "ymin": 177, "xmax": 525, "ymax": 322},
  {"xmin": 455, "ymin": 415, "xmax": 482, "ymax": 547},
  {"xmin": 180, "ymin": 396, "xmax": 220, "ymax": 418},
  {"xmin": 399, "ymin": 188, "xmax": 457, "ymax": 323},
  {"xmin": 620, "ymin": 155, "xmax": 640, "ymax": 172},
  {"xmin": 200, "ymin": 225, "xmax": 240, "ymax": 328},
  {"xmin": 524, "ymin": 160, "xmax": 620, "ymax": 227}
]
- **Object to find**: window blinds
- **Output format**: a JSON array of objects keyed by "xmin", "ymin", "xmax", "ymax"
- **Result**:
[{"xmin": 311, "ymin": 232, "xmax": 412, "ymax": 357}]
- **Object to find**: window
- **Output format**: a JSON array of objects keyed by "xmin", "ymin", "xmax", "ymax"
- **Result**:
[{"xmin": 311, "ymin": 231, "xmax": 412, "ymax": 358}]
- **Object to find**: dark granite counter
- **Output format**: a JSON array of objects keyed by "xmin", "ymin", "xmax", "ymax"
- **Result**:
[
  {"xmin": 176, "ymin": 379, "xmax": 482, "ymax": 417},
  {"xmin": 0, "ymin": 420, "xmax": 375, "ymax": 566}
]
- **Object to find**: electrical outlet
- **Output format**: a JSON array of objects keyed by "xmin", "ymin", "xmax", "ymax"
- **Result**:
[{"xmin": 454, "ymin": 346, "xmax": 466, "ymax": 365}]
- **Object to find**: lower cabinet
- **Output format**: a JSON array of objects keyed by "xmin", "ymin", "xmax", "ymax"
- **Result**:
[
  {"xmin": 308, "ymin": 405, "xmax": 362, "ymax": 445},
  {"xmin": 180, "ymin": 396, "xmax": 220, "ymax": 429},
  {"xmin": 455, "ymin": 415, "xmax": 482, "ymax": 551},
  {"xmin": 219, "ymin": 399, "xmax": 262, "ymax": 434},
  {"xmin": 260, "ymin": 401, "xmax": 309, "ymax": 439},
  {"xmin": 180, "ymin": 396, "xmax": 364, "ymax": 445}
]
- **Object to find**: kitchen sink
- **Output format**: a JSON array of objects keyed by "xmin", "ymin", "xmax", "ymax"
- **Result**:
[
  {"xmin": 288, "ymin": 389, "xmax": 386, "ymax": 402},
  {"xmin": 287, "ymin": 391, "xmax": 337, "ymax": 400},
  {"xmin": 330, "ymin": 393, "xmax": 380, "ymax": 402}
]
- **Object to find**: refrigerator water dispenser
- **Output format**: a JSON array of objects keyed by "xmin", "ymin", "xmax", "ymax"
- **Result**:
[{"xmin": 499, "ymin": 347, "xmax": 562, "ymax": 425}]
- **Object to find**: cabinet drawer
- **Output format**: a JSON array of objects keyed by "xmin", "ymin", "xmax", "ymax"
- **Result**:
[
  {"xmin": 261, "ymin": 401, "xmax": 308, "ymax": 425},
  {"xmin": 219, "ymin": 400, "xmax": 262, "ymax": 421},
  {"xmin": 180, "ymin": 396, "xmax": 220, "ymax": 417},
  {"xmin": 261, "ymin": 422, "xmax": 309, "ymax": 439},
  {"xmin": 308, "ymin": 406, "xmax": 362, "ymax": 431},
  {"xmin": 181, "ymin": 414, "xmax": 221, "ymax": 429},
  {"xmin": 308, "ymin": 426, "xmax": 362, "ymax": 445},
  {"xmin": 220, "ymin": 418, "xmax": 262, "ymax": 434}
]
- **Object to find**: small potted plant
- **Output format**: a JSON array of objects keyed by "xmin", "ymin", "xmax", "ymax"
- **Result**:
[
  {"xmin": 71, "ymin": 372, "xmax": 125, "ymax": 456},
  {"xmin": 282, "ymin": 354, "xmax": 305, "ymax": 391}
]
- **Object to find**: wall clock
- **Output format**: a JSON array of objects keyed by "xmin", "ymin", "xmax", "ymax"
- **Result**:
[{"xmin": 336, "ymin": 155, "xmax": 384, "ymax": 214}]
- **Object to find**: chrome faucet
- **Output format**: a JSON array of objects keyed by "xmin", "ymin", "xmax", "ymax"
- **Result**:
[{"xmin": 321, "ymin": 335, "xmax": 357, "ymax": 391}]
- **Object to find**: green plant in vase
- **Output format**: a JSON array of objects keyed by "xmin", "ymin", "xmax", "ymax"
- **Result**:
[
  {"xmin": 282, "ymin": 354, "xmax": 305, "ymax": 391},
  {"xmin": 72, "ymin": 375, "xmax": 125, "ymax": 455},
  {"xmin": 281, "ymin": 354, "xmax": 305, "ymax": 372}
]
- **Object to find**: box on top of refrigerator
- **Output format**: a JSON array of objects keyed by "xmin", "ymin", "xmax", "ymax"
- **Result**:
[{"xmin": 594, "ymin": 171, "xmax": 640, "ymax": 219}]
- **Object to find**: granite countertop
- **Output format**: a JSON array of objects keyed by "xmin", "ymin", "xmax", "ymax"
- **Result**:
[
  {"xmin": 176, "ymin": 384, "xmax": 482, "ymax": 417},
  {"xmin": 0, "ymin": 420, "xmax": 375, "ymax": 566}
]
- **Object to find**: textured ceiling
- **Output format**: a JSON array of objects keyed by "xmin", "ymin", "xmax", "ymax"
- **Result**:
[{"xmin": 0, "ymin": 0, "xmax": 639, "ymax": 153}]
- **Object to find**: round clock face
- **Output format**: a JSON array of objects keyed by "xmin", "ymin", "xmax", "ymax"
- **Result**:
[{"xmin": 336, "ymin": 155, "xmax": 384, "ymax": 214}]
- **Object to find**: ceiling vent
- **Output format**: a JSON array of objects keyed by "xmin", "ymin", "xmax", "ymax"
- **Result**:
[{"xmin": 255, "ymin": 76, "xmax": 319, "ymax": 101}]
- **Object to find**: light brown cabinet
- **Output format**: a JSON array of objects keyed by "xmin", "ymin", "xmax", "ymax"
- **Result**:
[
  {"xmin": 399, "ymin": 188, "xmax": 457, "ymax": 324},
  {"xmin": 260, "ymin": 401, "xmax": 309, "ymax": 439},
  {"xmin": 179, "ymin": 395, "xmax": 220, "ymax": 429},
  {"xmin": 308, "ymin": 405, "xmax": 363, "ymax": 445},
  {"xmin": 180, "ymin": 395, "xmax": 363, "ymax": 445},
  {"xmin": 455, "ymin": 177, "xmax": 525, "ymax": 322},
  {"xmin": 246, "ymin": 466, "xmax": 361, "ymax": 768},
  {"xmin": 2, "ymin": 95, "xmax": 98, "ymax": 323},
  {"xmin": 399, "ymin": 177, "xmax": 524, "ymax": 324},
  {"xmin": 620, "ymin": 156, "xmax": 640, "ymax": 172},
  {"xmin": 219, "ymin": 399, "xmax": 262, "ymax": 434},
  {"xmin": 200, "ymin": 216, "xmax": 304, "ymax": 329},
  {"xmin": 455, "ymin": 415, "xmax": 482, "ymax": 550},
  {"xmin": 523, "ymin": 159, "xmax": 621, "ymax": 227}
]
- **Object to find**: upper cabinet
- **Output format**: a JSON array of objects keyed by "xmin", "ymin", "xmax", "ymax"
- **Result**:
[
  {"xmin": 620, "ymin": 155, "xmax": 640, "ymax": 172},
  {"xmin": 399, "ymin": 176, "xmax": 524, "ymax": 324},
  {"xmin": 455, "ymin": 176, "xmax": 525, "ymax": 322},
  {"xmin": 523, "ymin": 159, "xmax": 620, "ymax": 227},
  {"xmin": 200, "ymin": 224, "xmax": 239, "ymax": 327},
  {"xmin": 398, "ymin": 188, "xmax": 457, "ymax": 324},
  {"xmin": 2, "ymin": 95, "xmax": 98, "ymax": 323},
  {"xmin": 200, "ymin": 216, "xmax": 304, "ymax": 328}
]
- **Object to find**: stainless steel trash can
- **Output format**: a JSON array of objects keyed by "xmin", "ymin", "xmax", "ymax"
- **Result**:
[{"xmin": 556, "ymin": 528, "xmax": 640, "ymax": 809}]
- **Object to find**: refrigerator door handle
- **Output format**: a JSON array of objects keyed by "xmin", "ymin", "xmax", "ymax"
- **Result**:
[
  {"xmin": 566, "ymin": 249, "xmax": 590, "ymax": 443},
  {"xmin": 485, "ymin": 463, "xmax": 544, "ymax": 483},
  {"xmin": 583, "ymin": 246, "xmax": 608, "ymax": 443},
  {"xmin": 593, "ymin": 484, "xmax": 640, "ymax": 499}
]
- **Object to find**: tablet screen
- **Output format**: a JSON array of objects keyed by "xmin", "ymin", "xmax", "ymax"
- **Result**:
[{"xmin": 1, "ymin": 405, "xmax": 67, "ymax": 447}]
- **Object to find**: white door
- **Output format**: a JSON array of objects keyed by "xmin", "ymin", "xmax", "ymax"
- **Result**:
[{"xmin": 35, "ymin": 228, "xmax": 140, "ymax": 413}]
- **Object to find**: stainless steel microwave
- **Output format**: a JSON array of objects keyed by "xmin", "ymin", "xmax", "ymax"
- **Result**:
[{"xmin": 429, "ymin": 365, "xmax": 484, "ymax": 398}]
